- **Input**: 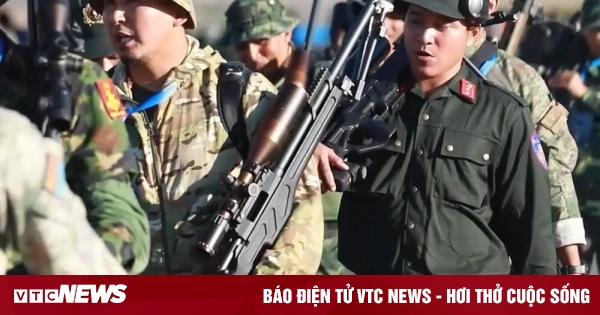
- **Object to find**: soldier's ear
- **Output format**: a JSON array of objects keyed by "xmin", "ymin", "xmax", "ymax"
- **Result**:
[
  {"xmin": 173, "ymin": 16, "xmax": 188, "ymax": 27},
  {"xmin": 466, "ymin": 25, "xmax": 483, "ymax": 46},
  {"xmin": 487, "ymin": 0, "xmax": 499, "ymax": 14},
  {"xmin": 283, "ymin": 30, "xmax": 292, "ymax": 43}
]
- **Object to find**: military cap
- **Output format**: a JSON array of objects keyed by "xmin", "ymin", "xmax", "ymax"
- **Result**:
[
  {"xmin": 399, "ymin": 0, "xmax": 486, "ymax": 20},
  {"xmin": 89, "ymin": 0, "xmax": 196, "ymax": 29},
  {"xmin": 223, "ymin": 0, "xmax": 300, "ymax": 46},
  {"xmin": 71, "ymin": 1, "xmax": 114, "ymax": 60},
  {"xmin": 582, "ymin": 0, "xmax": 600, "ymax": 31}
]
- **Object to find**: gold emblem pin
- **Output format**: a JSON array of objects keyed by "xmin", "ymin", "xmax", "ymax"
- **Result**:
[{"xmin": 82, "ymin": 3, "xmax": 103, "ymax": 25}]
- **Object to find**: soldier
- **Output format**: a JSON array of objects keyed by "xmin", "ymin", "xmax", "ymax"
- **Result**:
[
  {"xmin": 0, "ymin": 0, "xmax": 150, "ymax": 274},
  {"xmin": 322, "ymin": 0, "xmax": 557, "ymax": 275},
  {"xmin": 0, "ymin": 107, "xmax": 126, "ymax": 275},
  {"xmin": 547, "ymin": 0, "xmax": 600, "ymax": 274},
  {"xmin": 462, "ymin": 0, "xmax": 586, "ymax": 274},
  {"xmin": 72, "ymin": 1, "xmax": 120, "ymax": 71},
  {"xmin": 221, "ymin": 0, "xmax": 332, "ymax": 275},
  {"xmin": 223, "ymin": 0, "xmax": 307, "ymax": 89},
  {"xmin": 321, "ymin": 0, "xmax": 586, "ymax": 274},
  {"xmin": 91, "ymin": 0, "xmax": 323, "ymax": 274}
]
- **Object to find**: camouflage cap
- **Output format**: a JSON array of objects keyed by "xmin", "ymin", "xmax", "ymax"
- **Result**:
[
  {"xmin": 89, "ymin": 0, "xmax": 196, "ymax": 29},
  {"xmin": 72, "ymin": 1, "xmax": 115, "ymax": 59},
  {"xmin": 582, "ymin": 0, "xmax": 600, "ymax": 31},
  {"xmin": 223, "ymin": 0, "xmax": 300, "ymax": 46}
]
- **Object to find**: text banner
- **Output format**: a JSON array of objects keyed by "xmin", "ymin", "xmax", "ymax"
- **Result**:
[{"xmin": 1, "ymin": 276, "xmax": 594, "ymax": 314}]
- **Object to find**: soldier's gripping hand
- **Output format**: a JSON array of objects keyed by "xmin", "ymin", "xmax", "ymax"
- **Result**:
[
  {"xmin": 548, "ymin": 70, "xmax": 589, "ymax": 98},
  {"xmin": 314, "ymin": 143, "xmax": 348, "ymax": 192}
]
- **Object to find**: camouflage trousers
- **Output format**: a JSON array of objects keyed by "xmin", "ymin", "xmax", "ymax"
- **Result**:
[{"xmin": 317, "ymin": 221, "xmax": 354, "ymax": 275}]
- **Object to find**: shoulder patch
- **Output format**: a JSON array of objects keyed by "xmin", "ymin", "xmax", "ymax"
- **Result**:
[
  {"xmin": 530, "ymin": 132, "xmax": 548, "ymax": 170},
  {"xmin": 42, "ymin": 153, "xmax": 68, "ymax": 199},
  {"xmin": 95, "ymin": 79, "xmax": 127, "ymax": 120}
]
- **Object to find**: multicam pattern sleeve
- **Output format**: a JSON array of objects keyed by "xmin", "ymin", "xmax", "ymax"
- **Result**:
[{"xmin": 112, "ymin": 37, "xmax": 322, "ymax": 274}]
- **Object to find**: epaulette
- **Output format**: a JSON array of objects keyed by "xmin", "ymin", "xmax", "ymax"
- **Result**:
[{"xmin": 481, "ymin": 79, "xmax": 528, "ymax": 108}]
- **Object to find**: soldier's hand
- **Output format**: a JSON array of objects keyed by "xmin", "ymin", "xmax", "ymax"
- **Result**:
[
  {"xmin": 548, "ymin": 70, "xmax": 589, "ymax": 98},
  {"xmin": 315, "ymin": 143, "xmax": 348, "ymax": 192}
]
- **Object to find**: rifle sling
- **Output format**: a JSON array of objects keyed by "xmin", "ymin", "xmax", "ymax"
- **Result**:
[
  {"xmin": 469, "ymin": 40, "xmax": 498, "ymax": 74},
  {"xmin": 217, "ymin": 62, "xmax": 252, "ymax": 160}
]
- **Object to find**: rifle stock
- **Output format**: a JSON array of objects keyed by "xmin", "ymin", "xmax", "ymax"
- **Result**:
[{"xmin": 193, "ymin": 0, "xmax": 394, "ymax": 275}]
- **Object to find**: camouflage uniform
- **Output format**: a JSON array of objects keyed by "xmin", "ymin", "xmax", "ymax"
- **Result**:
[
  {"xmin": 559, "ymin": 2, "xmax": 600, "ymax": 272},
  {"xmin": 0, "ymin": 29, "xmax": 150, "ymax": 274},
  {"xmin": 0, "ymin": 107, "xmax": 126, "ymax": 275},
  {"xmin": 224, "ymin": 0, "xmax": 346, "ymax": 275},
  {"xmin": 91, "ymin": 0, "xmax": 323, "ymax": 275},
  {"xmin": 466, "ymin": 32, "xmax": 585, "ymax": 249}
]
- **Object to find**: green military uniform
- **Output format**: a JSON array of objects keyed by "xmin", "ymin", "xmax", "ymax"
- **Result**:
[
  {"xmin": 338, "ymin": 0, "xmax": 556, "ymax": 275},
  {"xmin": 224, "ymin": 0, "xmax": 351, "ymax": 275},
  {"xmin": 339, "ymin": 64, "xmax": 556, "ymax": 275},
  {"xmin": 0, "ymin": 1, "xmax": 150, "ymax": 274}
]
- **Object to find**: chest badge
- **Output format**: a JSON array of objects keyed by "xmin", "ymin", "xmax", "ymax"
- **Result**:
[{"xmin": 459, "ymin": 78, "xmax": 476, "ymax": 102}]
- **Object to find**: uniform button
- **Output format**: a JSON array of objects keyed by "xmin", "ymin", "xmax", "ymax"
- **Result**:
[
  {"xmin": 394, "ymin": 140, "xmax": 402, "ymax": 147},
  {"xmin": 417, "ymin": 149, "xmax": 424, "ymax": 155},
  {"xmin": 446, "ymin": 145, "xmax": 454, "ymax": 152},
  {"xmin": 482, "ymin": 153, "xmax": 490, "ymax": 161},
  {"xmin": 407, "ymin": 222, "xmax": 415, "ymax": 229},
  {"xmin": 411, "ymin": 186, "xmax": 418, "ymax": 192},
  {"xmin": 406, "ymin": 262, "xmax": 413, "ymax": 268},
  {"xmin": 422, "ymin": 114, "xmax": 430, "ymax": 121}
]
